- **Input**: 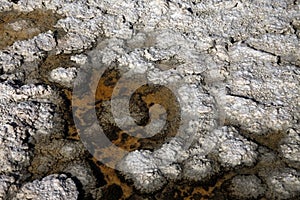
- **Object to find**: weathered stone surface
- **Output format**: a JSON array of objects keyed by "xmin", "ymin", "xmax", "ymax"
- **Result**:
[
  {"xmin": 264, "ymin": 168, "xmax": 300, "ymax": 200},
  {"xmin": 0, "ymin": 31, "xmax": 56, "ymax": 83},
  {"xmin": 225, "ymin": 175, "xmax": 266, "ymax": 199},
  {"xmin": 0, "ymin": 81, "xmax": 62, "ymax": 175},
  {"xmin": 118, "ymin": 150, "xmax": 167, "ymax": 193},
  {"xmin": 70, "ymin": 54, "xmax": 87, "ymax": 65},
  {"xmin": 63, "ymin": 161, "xmax": 98, "ymax": 196},
  {"xmin": 0, "ymin": 0, "xmax": 12, "ymax": 11},
  {"xmin": 0, "ymin": 175, "xmax": 15, "ymax": 200},
  {"xmin": 279, "ymin": 127, "xmax": 300, "ymax": 169},
  {"xmin": 13, "ymin": 174, "xmax": 78, "ymax": 200},
  {"xmin": 0, "ymin": 0, "xmax": 299, "ymax": 198},
  {"xmin": 29, "ymin": 140, "xmax": 86, "ymax": 177}
]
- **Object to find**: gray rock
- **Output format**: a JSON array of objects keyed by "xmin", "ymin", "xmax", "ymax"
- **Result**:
[
  {"xmin": 29, "ymin": 139, "xmax": 86, "ymax": 178},
  {"xmin": 223, "ymin": 43, "xmax": 299, "ymax": 135},
  {"xmin": 63, "ymin": 161, "xmax": 97, "ymax": 197},
  {"xmin": 9, "ymin": 31, "xmax": 56, "ymax": 62},
  {"xmin": 247, "ymin": 34, "xmax": 300, "ymax": 66},
  {"xmin": 279, "ymin": 128, "xmax": 300, "ymax": 168},
  {"xmin": 0, "ymin": 31, "xmax": 56, "ymax": 82},
  {"xmin": 118, "ymin": 150, "xmax": 167, "ymax": 193},
  {"xmin": 0, "ymin": 0, "xmax": 299, "ymax": 198},
  {"xmin": 13, "ymin": 174, "xmax": 78, "ymax": 200},
  {"xmin": 182, "ymin": 126, "xmax": 258, "ymax": 182},
  {"xmin": 0, "ymin": 81, "xmax": 63, "ymax": 177},
  {"xmin": 226, "ymin": 175, "xmax": 266, "ymax": 199},
  {"xmin": 0, "ymin": 175, "xmax": 15, "ymax": 200},
  {"xmin": 0, "ymin": 51, "xmax": 22, "ymax": 74},
  {"xmin": 264, "ymin": 168, "xmax": 300, "ymax": 200},
  {"xmin": 0, "ymin": 0, "xmax": 12, "ymax": 11},
  {"xmin": 182, "ymin": 156, "xmax": 216, "ymax": 182},
  {"xmin": 216, "ymin": 126, "xmax": 258, "ymax": 168},
  {"xmin": 70, "ymin": 54, "xmax": 87, "ymax": 65}
]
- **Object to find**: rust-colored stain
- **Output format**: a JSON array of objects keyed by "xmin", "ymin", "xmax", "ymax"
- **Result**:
[
  {"xmin": 92, "ymin": 158, "xmax": 133, "ymax": 200},
  {"xmin": 0, "ymin": 9, "xmax": 64, "ymax": 49},
  {"xmin": 187, "ymin": 173, "xmax": 236, "ymax": 200}
]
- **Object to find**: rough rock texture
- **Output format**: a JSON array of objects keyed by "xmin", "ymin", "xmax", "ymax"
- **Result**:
[
  {"xmin": 29, "ymin": 140, "xmax": 86, "ymax": 177},
  {"xmin": 279, "ymin": 127, "xmax": 300, "ymax": 169},
  {"xmin": 0, "ymin": 81, "xmax": 62, "ymax": 176},
  {"xmin": 0, "ymin": 175, "xmax": 15, "ymax": 199},
  {"xmin": 118, "ymin": 150, "xmax": 168, "ymax": 193},
  {"xmin": 182, "ymin": 126, "xmax": 258, "ymax": 182},
  {"xmin": 263, "ymin": 168, "xmax": 300, "ymax": 200},
  {"xmin": 0, "ymin": 0, "xmax": 299, "ymax": 199},
  {"xmin": 225, "ymin": 175, "xmax": 266, "ymax": 199},
  {"xmin": 13, "ymin": 174, "xmax": 78, "ymax": 200},
  {"xmin": 0, "ymin": 30, "xmax": 56, "ymax": 83}
]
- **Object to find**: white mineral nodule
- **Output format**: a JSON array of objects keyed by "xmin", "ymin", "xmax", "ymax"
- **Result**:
[{"xmin": 49, "ymin": 67, "xmax": 78, "ymax": 88}]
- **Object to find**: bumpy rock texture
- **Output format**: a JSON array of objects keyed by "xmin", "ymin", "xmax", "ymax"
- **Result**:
[
  {"xmin": 14, "ymin": 174, "xmax": 79, "ymax": 200},
  {"xmin": 0, "ymin": 0, "xmax": 299, "ymax": 199}
]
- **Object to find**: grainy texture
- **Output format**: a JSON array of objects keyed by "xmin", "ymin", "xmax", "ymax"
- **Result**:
[
  {"xmin": 13, "ymin": 174, "xmax": 79, "ymax": 200},
  {"xmin": 0, "ymin": 0, "xmax": 299, "ymax": 199}
]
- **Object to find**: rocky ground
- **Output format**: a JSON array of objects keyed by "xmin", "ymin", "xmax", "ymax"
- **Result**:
[{"xmin": 0, "ymin": 0, "xmax": 299, "ymax": 199}]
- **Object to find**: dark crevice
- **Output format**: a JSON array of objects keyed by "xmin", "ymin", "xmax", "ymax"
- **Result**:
[
  {"xmin": 101, "ymin": 184, "xmax": 123, "ymax": 200},
  {"xmin": 233, "ymin": 2, "xmax": 238, "ymax": 8},
  {"xmin": 225, "ymin": 86, "xmax": 267, "ymax": 106},
  {"xmin": 53, "ymin": 30, "xmax": 59, "ymax": 46},
  {"xmin": 277, "ymin": 56, "xmax": 282, "ymax": 65},
  {"xmin": 229, "ymin": 37, "xmax": 236, "ymax": 44},
  {"xmin": 10, "ymin": 0, "xmax": 19, "ymax": 4},
  {"xmin": 290, "ymin": 21, "xmax": 297, "ymax": 34},
  {"xmin": 65, "ymin": 173, "xmax": 86, "ymax": 200},
  {"xmin": 226, "ymin": 87, "xmax": 285, "ymax": 108},
  {"xmin": 245, "ymin": 43, "xmax": 278, "ymax": 58},
  {"xmin": 187, "ymin": 7, "xmax": 193, "ymax": 15},
  {"xmin": 87, "ymin": 158, "xmax": 107, "ymax": 187}
]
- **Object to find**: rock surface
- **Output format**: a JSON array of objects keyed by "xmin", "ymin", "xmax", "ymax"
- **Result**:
[
  {"xmin": 13, "ymin": 174, "xmax": 78, "ymax": 200},
  {"xmin": 0, "ymin": 0, "xmax": 299, "ymax": 199},
  {"xmin": 225, "ymin": 175, "xmax": 266, "ymax": 199}
]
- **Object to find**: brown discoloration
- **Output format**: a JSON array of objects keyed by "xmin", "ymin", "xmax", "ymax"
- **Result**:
[
  {"xmin": 0, "ymin": 9, "xmax": 64, "ymax": 49},
  {"xmin": 95, "ymin": 68, "xmax": 121, "ymax": 101},
  {"xmin": 250, "ymin": 130, "xmax": 287, "ymax": 150},
  {"xmin": 93, "ymin": 67, "xmax": 181, "ymax": 151},
  {"xmin": 155, "ymin": 172, "xmax": 236, "ymax": 200},
  {"xmin": 92, "ymin": 158, "xmax": 133, "ymax": 200}
]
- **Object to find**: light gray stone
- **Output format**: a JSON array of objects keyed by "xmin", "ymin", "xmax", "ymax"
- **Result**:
[
  {"xmin": 227, "ymin": 175, "xmax": 266, "ymax": 199},
  {"xmin": 118, "ymin": 150, "xmax": 167, "ymax": 193},
  {"xmin": 279, "ymin": 128, "xmax": 300, "ymax": 168},
  {"xmin": 265, "ymin": 168, "xmax": 300, "ymax": 200},
  {"xmin": 13, "ymin": 174, "xmax": 78, "ymax": 200},
  {"xmin": 0, "ymin": 0, "xmax": 299, "ymax": 197},
  {"xmin": 0, "ymin": 175, "xmax": 15, "ymax": 200},
  {"xmin": 0, "ymin": 81, "xmax": 63, "ymax": 177},
  {"xmin": 49, "ymin": 67, "xmax": 77, "ymax": 88}
]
